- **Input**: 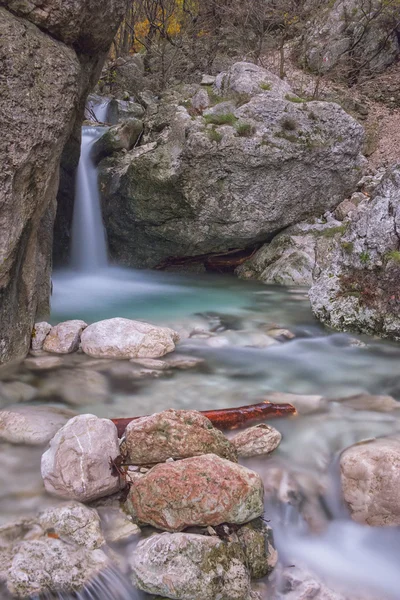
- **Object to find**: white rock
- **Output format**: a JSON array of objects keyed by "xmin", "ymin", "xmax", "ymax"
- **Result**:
[
  {"xmin": 164, "ymin": 354, "xmax": 205, "ymax": 369},
  {"xmin": 200, "ymin": 74, "xmax": 216, "ymax": 85},
  {"xmin": 341, "ymin": 436, "xmax": 400, "ymax": 526},
  {"xmin": 81, "ymin": 317, "xmax": 179, "ymax": 359},
  {"xmin": 191, "ymin": 88, "xmax": 209, "ymax": 112},
  {"xmin": 24, "ymin": 355, "xmax": 64, "ymax": 371},
  {"xmin": 31, "ymin": 322, "xmax": 52, "ymax": 351},
  {"xmin": 38, "ymin": 502, "xmax": 104, "ymax": 549},
  {"xmin": 6, "ymin": 538, "xmax": 109, "ymax": 598},
  {"xmin": 41, "ymin": 414, "xmax": 121, "ymax": 502},
  {"xmin": 0, "ymin": 405, "xmax": 75, "ymax": 446},
  {"xmin": 40, "ymin": 368, "xmax": 110, "ymax": 406},
  {"xmin": 130, "ymin": 532, "xmax": 251, "ymax": 600},
  {"xmin": 129, "ymin": 358, "xmax": 170, "ymax": 370},
  {"xmin": 43, "ymin": 320, "xmax": 87, "ymax": 354},
  {"xmin": 231, "ymin": 424, "xmax": 282, "ymax": 457},
  {"xmin": 0, "ymin": 381, "xmax": 37, "ymax": 404}
]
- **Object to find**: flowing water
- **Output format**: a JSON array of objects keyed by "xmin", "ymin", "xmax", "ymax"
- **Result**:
[{"xmin": 2, "ymin": 116, "xmax": 400, "ymax": 599}]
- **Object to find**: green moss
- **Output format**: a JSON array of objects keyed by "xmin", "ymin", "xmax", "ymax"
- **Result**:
[
  {"xmin": 208, "ymin": 126, "xmax": 222, "ymax": 143},
  {"xmin": 259, "ymin": 82, "xmax": 272, "ymax": 91},
  {"xmin": 341, "ymin": 241, "xmax": 354, "ymax": 253},
  {"xmin": 385, "ymin": 250, "xmax": 400, "ymax": 263},
  {"xmin": 360, "ymin": 250, "xmax": 370, "ymax": 264},
  {"xmin": 285, "ymin": 93, "xmax": 306, "ymax": 103},
  {"xmin": 321, "ymin": 224, "xmax": 348, "ymax": 238},
  {"xmin": 204, "ymin": 85, "xmax": 226, "ymax": 106},
  {"xmin": 235, "ymin": 121, "xmax": 255, "ymax": 137},
  {"xmin": 204, "ymin": 112, "xmax": 237, "ymax": 126}
]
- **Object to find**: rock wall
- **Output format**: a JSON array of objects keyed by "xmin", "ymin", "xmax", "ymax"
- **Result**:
[{"xmin": 0, "ymin": 1, "xmax": 126, "ymax": 364}]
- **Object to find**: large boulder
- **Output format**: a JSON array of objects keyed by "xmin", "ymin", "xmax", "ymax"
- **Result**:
[
  {"xmin": 41, "ymin": 414, "xmax": 121, "ymax": 502},
  {"xmin": 98, "ymin": 62, "xmax": 365, "ymax": 268},
  {"xmin": 81, "ymin": 318, "xmax": 179, "ymax": 359},
  {"xmin": 310, "ymin": 166, "xmax": 400, "ymax": 339},
  {"xmin": 43, "ymin": 320, "xmax": 87, "ymax": 354},
  {"xmin": 38, "ymin": 502, "xmax": 104, "ymax": 549},
  {"xmin": 340, "ymin": 437, "xmax": 400, "ymax": 526},
  {"xmin": 0, "ymin": 3, "xmax": 125, "ymax": 365},
  {"xmin": 126, "ymin": 453, "xmax": 264, "ymax": 531},
  {"xmin": 130, "ymin": 532, "xmax": 252, "ymax": 600},
  {"xmin": 124, "ymin": 409, "xmax": 237, "ymax": 464}
]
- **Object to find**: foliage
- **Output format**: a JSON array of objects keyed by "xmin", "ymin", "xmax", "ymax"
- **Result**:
[
  {"xmin": 360, "ymin": 250, "xmax": 371, "ymax": 264},
  {"xmin": 204, "ymin": 113, "xmax": 237, "ymax": 126},
  {"xmin": 208, "ymin": 126, "xmax": 222, "ymax": 143},
  {"xmin": 235, "ymin": 122, "xmax": 255, "ymax": 137}
]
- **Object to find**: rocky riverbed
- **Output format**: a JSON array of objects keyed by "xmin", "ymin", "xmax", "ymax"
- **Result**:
[{"xmin": 2, "ymin": 289, "xmax": 400, "ymax": 599}]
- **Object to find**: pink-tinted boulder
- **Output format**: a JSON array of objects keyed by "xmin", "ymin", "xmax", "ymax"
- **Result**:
[{"xmin": 127, "ymin": 453, "xmax": 264, "ymax": 531}]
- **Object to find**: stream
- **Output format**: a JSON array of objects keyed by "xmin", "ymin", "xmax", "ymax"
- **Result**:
[{"xmin": 1, "ymin": 110, "xmax": 400, "ymax": 599}]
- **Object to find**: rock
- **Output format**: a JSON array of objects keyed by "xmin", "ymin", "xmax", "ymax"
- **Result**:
[
  {"xmin": 0, "ymin": 381, "xmax": 37, "ymax": 404},
  {"xmin": 98, "ymin": 62, "xmax": 364, "ymax": 268},
  {"xmin": 40, "ymin": 368, "xmax": 109, "ymax": 406},
  {"xmin": 191, "ymin": 89, "xmax": 210, "ymax": 113},
  {"xmin": 214, "ymin": 61, "xmax": 292, "ymax": 98},
  {"xmin": 0, "ymin": 405, "xmax": 75, "ymax": 446},
  {"xmin": 130, "ymin": 532, "xmax": 251, "ymax": 600},
  {"xmin": 38, "ymin": 502, "xmax": 104, "ymax": 549},
  {"xmin": 277, "ymin": 565, "xmax": 347, "ymax": 600},
  {"xmin": 163, "ymin": 354, "xmax": 205, "ymax": 369},
  {"xmin": 124, "ymin": 409, "xmax": 237, "ymax": 464},
  {"xmin": 335, "ymin": 200, "xmax": 356, "ymax": 221},
  {"xmin": 31, "ymin": 322, "xmax": 52, "ymax": 351},
  {"xmin": 107, "ymin": 98, "xmax": 145, "ymax": 124},
  {"xmin": 231, "ymin": 424, "xmax": 282, "ymax": 458},
  {"xmin": 0, "ymin": 3, "xmax": 124, "ymax": 365},
  {"xmin": 6, "ymin": 538, "xmax": 109, "ymax": 598},
  {"xmin": 81, "ymin": 318, "xmax": 179, "ymax": 359},
  {"xmin": 91, "ymin": 119, "xmax": 143, "ymax": 163},
  {"xmin": 43, "ymin": 320, "xmax": 87, "ymax": 354},
  {"xmin": 95, "ymin": 506, "xmax": 140, "ymax": 544},
  {"xmin": 310, "ymin": 166, "xmax": 400, "ymax": 340},
  {"xmin": 24, "ymin": 355, "xmax": 64, "ymax": 371},
  {"xmin": 340, "ymin": 436, "xmax": 400, "ymax": 526},
  {"xmin": 201, "ymin": 74, "xmax": 216, "ymax": 85},
  {"xmin": 41, "ymin": 414, "xmax": 121, "ymax": 502},
  {"xmin": 204, "ymin": 330, "xmax": 277, "ymax": 349},
  {"xmin": 236, "ymin": 519, "xmax": 277, "ymax": 579},
  {"xmin": 130, "ymin": 358, "xmax": 170, "ymax": 370},
  {"xmin": 333, "ymin": 393, "xmax": 400, "ymax": 412},
  {"xmin": 236, "ymin": 219, "xmax": 344, "ymax": 287},
  {"xmin": 302, "ymin": 0, "xmax": 399, "ymax": 78},
  {"xmin": 262, "ymin": 391, "xmax": 327, "ymax": 415},
  {"xmin": 126, "ymin": 453, "xmax": 264, "ymax": 531},
  {"xmin": 4, "ymin": 0, "xmax": 126, "ymax": 52}
]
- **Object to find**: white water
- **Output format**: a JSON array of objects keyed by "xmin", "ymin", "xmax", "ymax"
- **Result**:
[{"xmin": 70, "ymin": 127, "xmax": 108, "ymax": 271}]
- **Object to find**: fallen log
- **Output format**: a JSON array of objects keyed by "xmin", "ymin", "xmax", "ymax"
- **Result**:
[{"xmin": 111, "ymin": 400, "xmax": 296, "ymax": 437}]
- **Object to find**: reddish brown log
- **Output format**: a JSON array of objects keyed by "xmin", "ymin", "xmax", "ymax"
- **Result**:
[{"xmin": 111, "ymin": 400, "xmax": 296, "ymax": 437}]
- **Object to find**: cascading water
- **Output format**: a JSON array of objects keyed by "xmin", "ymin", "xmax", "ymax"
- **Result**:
[{"xmin": 70, "ymin": 126, "xmax": 108, "ymax": 271}]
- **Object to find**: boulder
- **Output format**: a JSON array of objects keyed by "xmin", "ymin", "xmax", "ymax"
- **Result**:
[
  {"xmin": 81, "ymin": 318, "xmax": 179, "ymax": 359},
  {"xmin": 340, "ymin": 437, "xmax": 400, "ymax": 526},
  {"xmin": 236, "ymin": 218, "xmax": 345, "ymax": 286},
  {"xmin": 0, "ymin": 3, "xmax": 124, "ymax": 365},
  {"xmin": 41, "ymin": 414, "xmax": 121, "ymax": 502},
  {"xmin": 126, "ymin": 453, "xmax": 264, "ymax": 531},
  {"xmin": 91, "ymin": 119, "xmax": 143, "ymax": 163},
  {"xmin": 124, "ymin": 409, "xmax": 237, "ymax": 464},
  {"xmin": 310, "ymin": 166, "xmax": 400, "ymax": 340},
  {"xmin": 6, "ymin": 538, "xmax": 109, "ymax": 598},
  {"xmin": 31, "ymin": 322, "xmax": 52, "ymax": 351},
  {"xmin": 0, "ymin": 405, "xmax": 75, "ymax": 446},
  {"xmin": 107, "ymin": 98, "xmax": 145, "ymax": 124},
  {"xmin": 38, "ymin": 502, "xmax": 104, "ymax": 549},
  {"xmin": 236, "ymin": 519, "xmax": 277, "ymax": 579},
  {"xmin": 43, "ymin": 320, "xmax": 87, "ymax": 354},
  {"xmin": 98, "ymin": 62, "xmax": 365, "ymax": 268},
  {"xmin": 130, "ymin": 532, "xmax": 251, "ymax": 600},
  {"xmin": 231, "ymin": 424, "xmax": 282, "ymax": 458}
]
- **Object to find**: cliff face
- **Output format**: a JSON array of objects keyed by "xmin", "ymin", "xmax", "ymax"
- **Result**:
[{"xmin": 0, "ymin": 0, "xmax": 126, "ymax": 364}]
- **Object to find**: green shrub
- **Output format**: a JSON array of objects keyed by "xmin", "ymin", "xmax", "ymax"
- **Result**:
[
  {"xmin": 204, "ymin": 112, "xmax": 237, "ymax": 126},
  {"xmin": 236, "ymin": 122, "xmax": 255, "ymax": 137},
  {"xmin": 260, "ymin": 82, "xmax": 272, "ymax": 91},
  {"xmin": 321, "ymin": 224, "xmax": 347, "ymax": 238},
  {"xmin": 385, "ymin": 250, "xmax": 400, "ymax": 263},
  {"xmin": 341, "ymin": 241, "xmax": 354, "ymax": 253},
  {"xmin": 360, "ymin": 251, "xmax": 370, "ymax": 264}
]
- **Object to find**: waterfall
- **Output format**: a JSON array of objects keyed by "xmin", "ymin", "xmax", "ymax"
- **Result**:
[{"xmin": 70, "ymin": 126, "xmax": 108, "ymax": 271}]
